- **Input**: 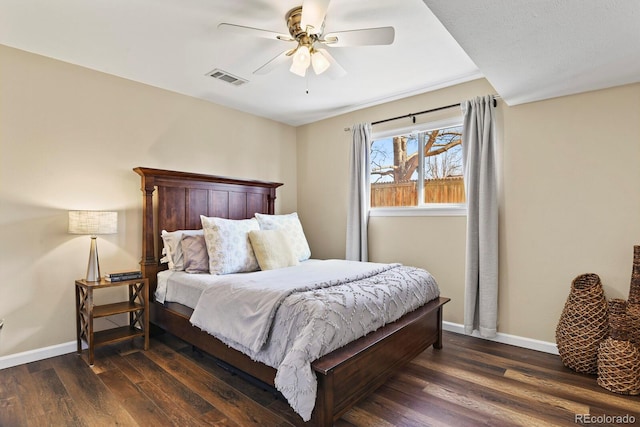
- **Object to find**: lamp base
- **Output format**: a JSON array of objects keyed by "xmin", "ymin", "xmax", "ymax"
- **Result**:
[{"xmin": 86, "ymin": 236, "xmax": 101, "ymax": 282}]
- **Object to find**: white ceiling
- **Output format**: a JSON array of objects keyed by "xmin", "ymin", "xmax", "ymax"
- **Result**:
[
  {"xmin": 424, "ymin": 0, "xmax": 640, "ymax": 106},
  {"xmin": 1, "ymin": 0, "xmax": 638, "ymax": 126}
]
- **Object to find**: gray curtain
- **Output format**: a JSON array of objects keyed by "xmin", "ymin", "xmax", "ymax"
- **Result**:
[
  {"xmin": 346, "ymin": 123, "xmax": 372, "ymax": 261},
  {"xmin": 461, "ymin": 95, "xmax": 498, "ymax": 338}
]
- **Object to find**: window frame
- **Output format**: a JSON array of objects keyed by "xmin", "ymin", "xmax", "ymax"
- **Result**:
[{"xmin": 369, "ymin": 117, "xmax": 467, "ymax": 217}]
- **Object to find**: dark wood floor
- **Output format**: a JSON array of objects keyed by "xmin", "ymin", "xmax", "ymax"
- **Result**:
[{"xmin": 1, "ymin": 330, "xmax": 638, "ymax": 426}]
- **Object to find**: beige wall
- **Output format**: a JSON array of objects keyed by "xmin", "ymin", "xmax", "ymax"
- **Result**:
[
  {"xmin": 297, "ymin": 79, "xmax": 640, "ymax": 343},
  {"xmin": 0, "ymin": 45, "xmax": 297, "ymax": 357},
  {"xmin": 500, "ymin": 84, "xmax": 640, "ymax": 340}
]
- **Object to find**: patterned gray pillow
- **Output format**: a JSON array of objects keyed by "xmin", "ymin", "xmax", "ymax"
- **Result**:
[
  {"xmin": 181, "ymin": 233, "xmax": 209, "ymax": 274},
  {"xmin": 201, "ymin": 215, "xmax": 260, "ymax": 275}
]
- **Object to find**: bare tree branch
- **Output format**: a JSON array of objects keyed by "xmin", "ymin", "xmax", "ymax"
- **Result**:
[{"xmin": 425, "ymin": 139, "xmax": 461, "ymax": 157}]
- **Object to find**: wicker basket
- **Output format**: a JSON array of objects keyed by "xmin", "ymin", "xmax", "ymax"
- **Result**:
[
  {"xmin": 607, "ymin": 299, "xmax": 631, "ymax": 341},
  {"xmin": 628, "ymin": 245, "xmax": 640, "ymax": 346},
  {"xmin": 629, "ymin": 246, "xmax": 640, "ymax": 303},
  {"xmin": 597, "ymin": 299, "xmax": 640, "ymax": 395},
  {"xmin": 556, "ymin": 273, "xmax": 609, "ymax": 374},
  {"xmin": 628, "ymin": 303, "xmax": 640, "ymax": 347}
]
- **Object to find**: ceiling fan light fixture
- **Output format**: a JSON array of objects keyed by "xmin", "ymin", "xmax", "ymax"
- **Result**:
[
  {"xmin": 290, "ymin": 45, "xmax": 311, "ymax": 76},
  {"xmin": 289, "ymin": 61, "xmax": 307, "ymax": 76},
  {"xmin": 293, "ymin": 45, "xmax": 311, "ymax": 66},
  {"xmin": 223, "ymin": 1, "xmax": 396, "ymax": 79},
  {"xmin": 311, "ymin": 50, "xmax": 330, "ymax": 74}
]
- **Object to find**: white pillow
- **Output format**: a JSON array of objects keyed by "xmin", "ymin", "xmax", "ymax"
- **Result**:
[
  {"xmin": 161, "ymin": 229, "xmax": 203, "ymax": 271},
  {"xmin": 249, "ymin": 229, "xmax": 299, "ymax": 271},
  {"xmin": 200, "ymin": 216, "xmax": 260, "ymax": 275},
  {"xmin": 254, "ymin": 212, "xmax": 311, "ymax": 261}
]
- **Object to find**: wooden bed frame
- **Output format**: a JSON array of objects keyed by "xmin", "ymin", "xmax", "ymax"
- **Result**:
[{"xmin": 134, "ymin": 167, "xmax": 449, "ymax": 426}]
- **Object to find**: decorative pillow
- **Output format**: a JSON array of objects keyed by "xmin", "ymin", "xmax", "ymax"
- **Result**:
[
  {"xmin": 181, "ymin": 233, "xmax": 209, "ymax": 274},
  {"xmin": 161, "ymin": 229, "xmax": 204, "ymax": 271},
  {"xmin": 248, "ymin": 229, "xmax": 299, "ymax": 271},
  {"xmin": 200, "ymin": 215, "xmax": 260, "ymax": 275},
  {"xmin": 254, "ymin": 212, "xmax": 311, "ymax": 261}
]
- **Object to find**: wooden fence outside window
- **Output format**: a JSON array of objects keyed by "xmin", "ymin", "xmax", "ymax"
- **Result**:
[{"xmin": 371, "ymin": 176, "xmax": 465, "ymax": 207}]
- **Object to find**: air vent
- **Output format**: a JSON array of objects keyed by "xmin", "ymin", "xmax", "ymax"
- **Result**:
[{"xmin": 206, "ymin": 69, "xmax": 248, "ymax": 86}]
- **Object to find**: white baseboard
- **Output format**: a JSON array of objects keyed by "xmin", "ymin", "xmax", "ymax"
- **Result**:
[
  {"xmin": 0, "ymin": 341, "xmax": 86, "ymax": 370},
  {"xmin": 443, "ymin": 321, "xmax": 559, "ymax": 355}
]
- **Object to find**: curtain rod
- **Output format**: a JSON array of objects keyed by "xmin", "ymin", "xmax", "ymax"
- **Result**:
[
  {"xmin": 344, "ymin": 96, "xmax": 498, "ymax": 131},
  {"xmin": 371, "ymin": 102, "xmax": 461, "ymax": 126}
]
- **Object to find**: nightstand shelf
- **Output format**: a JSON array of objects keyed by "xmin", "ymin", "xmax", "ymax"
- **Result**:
[
  {"xmin": 93, "ymin": 326, "xmax": 145, "ymax": 346},
  {"xmin": 93, "ymin": 301, "xmax": 143, "ymax": 318},
  {"xmin": 75, "ymin": 277, "xmax": 149, "ymax": 365}
]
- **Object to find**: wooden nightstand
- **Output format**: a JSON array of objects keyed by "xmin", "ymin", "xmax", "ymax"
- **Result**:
[{"xmin": 75, "ymin": 277, "xmax": 149, "ymax": 365}]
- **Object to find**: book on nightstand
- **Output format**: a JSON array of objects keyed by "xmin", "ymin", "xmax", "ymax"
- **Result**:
[{"xmin": 104, "ymin": 270, "xmax": 143, "ymax": 282}]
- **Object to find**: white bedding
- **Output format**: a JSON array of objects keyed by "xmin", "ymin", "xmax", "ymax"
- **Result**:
[
  {"xmin": 156, "ymin": 260, "xmax": 325, "ymax": 306},
  {"xmin": 158, "ymin": 260, "xmax": 439, "ymax": 421},
  {"xmin": 156, "ymin": 269, "xmax": 212, "ymax": 307}
]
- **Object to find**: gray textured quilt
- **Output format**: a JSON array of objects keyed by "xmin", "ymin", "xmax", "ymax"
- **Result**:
[{"xmin": 189, "ymin": 259, "xmax": 439, "ymax": 421}]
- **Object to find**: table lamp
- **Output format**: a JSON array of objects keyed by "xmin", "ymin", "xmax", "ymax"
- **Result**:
[{"xmin": 68, "ymin": 210, "xmax": 118, "ymax": 282}]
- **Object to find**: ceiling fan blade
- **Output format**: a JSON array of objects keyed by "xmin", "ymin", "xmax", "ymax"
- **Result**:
[
  {"xmin": 301, "ymin": 0, "xmax": 331, "ymax": 34},
  {"xmin": 324, "ymin": 27, "xmax": 395, "ymax": 47},
  {"xmin": 253, "ymin": 50, "xmax": 290, "ymax": 75},
  {"xmin": 316, "ymin": 48, "xmax": 346, "ymax": 79},
  {"xmin": 218, "ymin": 23, "xmax": 292, "ymax": 42}
]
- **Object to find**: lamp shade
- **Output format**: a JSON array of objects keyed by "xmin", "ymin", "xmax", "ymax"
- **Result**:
[{"xmin": 68, "ymin": 211, "xmax": 118, "ymax": 235}]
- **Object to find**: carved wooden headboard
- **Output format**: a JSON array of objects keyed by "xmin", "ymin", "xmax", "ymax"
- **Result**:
[{"xmin": 133, "ymin": 167, "xmax": 283, "ymax": 294}]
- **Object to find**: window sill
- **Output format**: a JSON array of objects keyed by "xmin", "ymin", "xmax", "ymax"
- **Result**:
[{"xmin": 369, "ymin": 204, "xmax": 467, "ymax": 217}]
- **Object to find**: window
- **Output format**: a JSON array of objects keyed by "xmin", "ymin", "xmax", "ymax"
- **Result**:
[{"xmin": 370, "ymin": 119, "xmax": 466, "ymax": 215}]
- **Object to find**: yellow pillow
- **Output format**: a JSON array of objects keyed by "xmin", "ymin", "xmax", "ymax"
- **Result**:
[{"xmin": 248, "ymin": 229, "xmax": 299, "ymax": 271}]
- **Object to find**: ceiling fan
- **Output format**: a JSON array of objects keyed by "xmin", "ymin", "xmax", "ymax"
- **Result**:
[{"xmin": 218, "ymin": 0, "xmax": 395, "ymax": 78}]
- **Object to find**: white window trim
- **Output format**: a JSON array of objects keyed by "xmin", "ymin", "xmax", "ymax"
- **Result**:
[
  {"xmin": 370, "ymin": 117, "xmax": 466, "ymax": 216},
  {"xmin": 370, "ymin": 204, "xmax": 467, "ymax": 217}
]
